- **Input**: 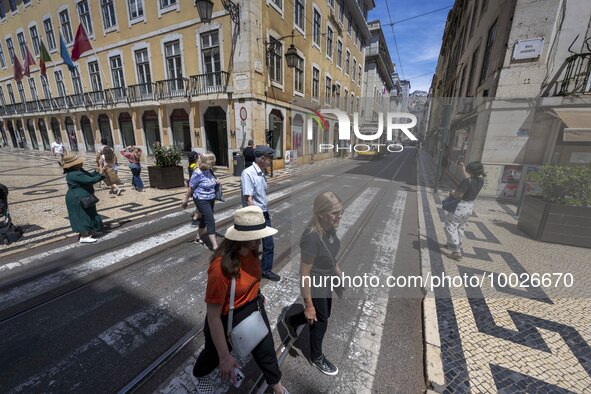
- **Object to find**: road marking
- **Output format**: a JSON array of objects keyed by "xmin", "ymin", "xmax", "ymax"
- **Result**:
[{"xmin": 158, "ymin": 187, "xmax": 383, "ymax": 393}]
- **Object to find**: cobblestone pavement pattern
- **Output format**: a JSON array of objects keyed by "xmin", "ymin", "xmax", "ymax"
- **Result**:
[
  {"xmin": 0, "ymin": 148, "xmax": 341, "ymax": 257},
  {"xmin": 418, "ymin": 150, "xmax": 591, "ymax": 393}
]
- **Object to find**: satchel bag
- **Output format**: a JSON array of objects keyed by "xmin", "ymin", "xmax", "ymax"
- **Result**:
[
  {"xmin": 227, "ymin": 278, "xmax": 269, "ymax": 359},
  {"xmin": 319, "ymin": 234, "xmax": 345, "ymax": 298},
  {"xmin": 80, "ymin": 194, "xmax": 99, "ymax": 209},
  {"xmin": 442, "ymin": 196, "xmax": 461, "ymax": 213},
  {"xmin": 104, "ymin": 168, "xmax": 121, "ymax": 186}
]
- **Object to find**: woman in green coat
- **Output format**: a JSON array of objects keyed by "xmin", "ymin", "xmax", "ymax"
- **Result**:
[{"xmin": 63, "ymin": 154, "xmax": 104, "ymax": 244}]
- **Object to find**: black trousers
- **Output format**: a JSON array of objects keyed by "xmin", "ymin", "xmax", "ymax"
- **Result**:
[
  {"xmin": 287, "ymin": 297, "xmax": 332, "ymax": 360},
  {"xmin": 193, "ymin": 297, "xmax": 282, "ymax": 386}
]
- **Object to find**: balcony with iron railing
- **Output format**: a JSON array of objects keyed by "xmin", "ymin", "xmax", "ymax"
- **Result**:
[
  {"xmin": 558, "ymin": 53, "xmax": 591, "ymax": 96},
  {"xmin": 0, "ymin": 71, "xmax": 229, "ymax": 117}
]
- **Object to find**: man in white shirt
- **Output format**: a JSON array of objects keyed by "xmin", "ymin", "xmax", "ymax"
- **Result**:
[{"xmin": 51, "ymin": 138, "xmax": 66, "ymax": 166}]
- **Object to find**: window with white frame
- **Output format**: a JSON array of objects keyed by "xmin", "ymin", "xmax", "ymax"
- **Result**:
[
  {"xmin": 346, "ymin": 12, "xmax": 352, "ymax": 35},
  {"xmin": 77, "ymin": 1, "xmax": 94, "ymax": 36},
  {"xmin": 338, "ymin": 0, "xmax": 344, "ymax": 23},
  {"xmin": 28, "ymin": 78, "xmax": 38, "ymax": 100},
  {"xmin": 59, "ymin": 10, "xmax": 73, "ymax": 43},
  {"xmin": 294, "ymin": 0, "xmax": 304, "ymax": 31},
  {"xmin": 294, "ymin": 56, "xmax": 304, "ymax": 94},
  {"xmin": 8, "ymin": 0, "xmax": 16, "ymax": 13},
  {"xmin": 135, "ymin": 48, "xmax": 152, "ymax": 93},
  {"xmin": 88, "ymin": 61, "xmax": 102, "ymax": 91},
  {"xmin": 0, "ymin": 87, "xmax": 5, "ymax": 106},
  {"xmin": 6, "ymin": 84, "xmax": 16, "ymax": 104},
  {"xmin": 43, "ymin": 18, "xmax": 57, "ymax": 51},
  {"xmin": 165, "ymin": 40, "xmax": 183, "ymax": 90},
  {"xmin": 101, "ymin": 0, "xmax": 117, "ymax": 30},
  {"xmin": 23, "ymin": 0, "xmax": 31, "ymax": 6},
  {"xmin": 201, "ymin": 30, "xmax": 222, "ymax": 86},
  {"xmin": 128, "ymin": 0, "xmax": 145, "ymax": 21},
  {"xmin": 160, "ymin": 0, "xmax": 177, "ymax": 9},
  {"xmin": 313, "ymin": 9, "xmax": 321, "ymax": 47},
  {"xmin": 326, "ymin": 26, "xmax": 333, "ymax": 59},
  {"xmin": 17, "ymin": 81, "xmax": 26, "ymax": 102},
  {"xmin": 6, "ymin": 38, "xmax": 14, "ymax": 60},
  {"xmin": 328, "ymin": 0, "xmax": 334, "ymax": 9},
  {"xmin": 325, "ymin": 75, "xmax": 331, "ymax": 105},
  {"xmin": 352, "ymin": 58, "xmax": 356, "ymax": 81},
  {"xmin": 344, "ymin": 88, "xmax": 348, "ymax": 111},
  {"xmin": 312, "ymin": 66, "xmax": 319, "ymax": 99},
  {"xmin": 40, "ymin": 75, "xmax": 51, "ymax": 98},
  {"xmin": 29, "ymin": 26, "xmax": 40, "ymax": 56},
  {"xmin": 0, "ymin": 2, "xmax": 5, "ymax": 19},
  {"xmin": 358, "ymin": 65, "xmax": 362, "ymax": 85},
  {"xmin": 54, "ymin": 70, "xmax": 67, "ymax": 96},
  {"xmin": 353, "ymin": 25, "xmax": 357, "ymax": 46},
  {"xmin": 71, "ymin": 68, "xmax": 83, "ymax": 94},
  {"xmin": 335, "ymin": 84, "xmax": 340, "ymax": 108},
  {"xmin": 345, "ymin": 50, "xmax": 350, "ymax": 75},
  {"xmin": 270, "ymin": 0, "xmax": 282, "ymax": 11},
  {"xmin": 16, "ymin": 32, "xmax": 26, "ymax": 59},
  {"xmin": 351, "ymin": 94, "xmax": 355, "ymax": 113},
  {"xmin": 336, "ymin": 40, "xmax": 342, "ymax": 68},
  {"xmin": 268, "ymin": 37, "xmax": 282, "ymax": 84},
  {"xmin": 110, "ymin": 55, "xmax": 125, "ymax": 89},
  {"xmin": 0, "ymin": 43, "xmax": 5, "ymax": 68}
]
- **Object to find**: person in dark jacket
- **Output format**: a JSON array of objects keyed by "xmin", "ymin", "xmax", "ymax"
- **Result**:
[
  {"xmin": 63, "ymin": 154, "xmax": 104, "ymax": 244},
  {"xmin": 242, "ymin": 140, "xmax": 256, "ymax": 168}
]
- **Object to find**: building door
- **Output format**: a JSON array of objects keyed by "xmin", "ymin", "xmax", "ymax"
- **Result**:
[
  {"xmin": 50, "ymin": 118, "xmax": 61, "ymax": 142},
  {"xmin": 65, "ymin": 117, "xmax": 79, "ymax": 151},
  {"xmin": 0, "ymin": 122, "xmax": 8, "ymax": 147},
  {"xmin": 203, "ymin": 106, "xmax": 228, "ymax": 167},
  {"xmin": 26, "ymin": 119, "xmax": 39, "ymax": 150},
  {"xmin": 16, "ymin": 120, "xmax": 27, "ymax": 149},
  {"xmin": 142, "ymin": 110, "xmax": 160, "ymax": 155},
  {"xmin": 170, "ymin": 109, "xmax": 191, "ymax": 152},
  {"xmin": 292, "ymin": 114, "xmax": 304, "ymax": 158},
  {"xmin": 98, "ymin": 114, "xmax": 114, "ymax": 147},
  {"xmin": 268, "ymin": 109, "xmax": 283, "ymax": 158},
  {"xmin": 38, "ymin": 119, "xmax": 50, "ymax": 150},
  {"xmin": 80, "ymin": 116, "xmax": 95, "ymax": 152},
  {"xmin": 118, "ymin": 112, "xmax": 136, "ymax": 148},
  {"xmin": 6, "ymin": 121, "xmax": 18, "ymax": 147}
]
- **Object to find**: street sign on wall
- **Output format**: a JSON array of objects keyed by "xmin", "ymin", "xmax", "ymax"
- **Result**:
[{"xmin": 512, "ymin": 38, "xmax": 544, "ymax": 60}]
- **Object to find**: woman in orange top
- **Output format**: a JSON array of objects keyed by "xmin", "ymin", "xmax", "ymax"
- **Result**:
[{"xmin": 192, "ymin": 206, "xmax": 289, "ymax": 394}]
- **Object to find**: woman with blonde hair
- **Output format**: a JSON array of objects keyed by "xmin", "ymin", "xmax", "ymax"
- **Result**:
[
  {"xmin": 182, "ymin": 152, "xmax": 220, "ymax": 250},
  {"xmin": 192, "ymin": 206, "xmax": 289, "ymax": 394},
  {"xmin": 283, "ymin": 191, "xmax": 343, "ymax": 376}
]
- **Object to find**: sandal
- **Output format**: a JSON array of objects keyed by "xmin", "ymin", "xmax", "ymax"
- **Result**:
[{"xmin": 194, "ymin": 237, "xmax": 206, "ymax": 246}]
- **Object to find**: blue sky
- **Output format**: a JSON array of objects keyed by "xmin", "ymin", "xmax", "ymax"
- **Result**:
[{"xmin": 368, "ymin": 0, "xmax": 452, "ymax": 93}]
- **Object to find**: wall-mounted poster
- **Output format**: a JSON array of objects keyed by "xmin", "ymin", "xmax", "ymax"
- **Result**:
[
  {"xmin": 523, "ymin": 165, "xmax": 543, "ymax": 195},
  {"xmin": 500, "ymin": 165, "xmax": 523, "ymax": 199},
  {"xmin": 479, "ymin": 164, "xmax": 504, "ymax": 198}
]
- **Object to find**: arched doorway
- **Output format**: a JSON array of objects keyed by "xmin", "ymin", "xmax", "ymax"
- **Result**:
[
  {"xmin": 80, "ymin": 116, "xmax": 95, "ymax": 152},
  {"xmin": 203, "ymin": 106, "xmax": 228, "ymax": 167},
  {"xmin": 26, "ymin": 119, "xmax": 39, "ymax": 150},
  {"xmin": 50, "ymin": 118, "xmax": 61, "ymax": 142},
  {"xmin": 6, "ymin": 121, "xmax": 18, "ymax": 148},
  {"xmin": 98, "ymin": 114, "xmax": 114, "ymax": 147},
  {"xmin": 65, "ymin": 117, "xmax": 79, "ymax": 151},
  {"xmin": 142, "ymin": 110, "xmax": 160, "ymax": 155},
  {"xmin": 38, "ymin": 119, "xmax": 50, "ymax": 149},
  {"xmin": 0, "ymin": 122, "xmax": 8, "ymax": 147},
  {"xmin": 119, "ymin": 112, "xmax": 136, "ymax": 148},
  {"xmin": 15, "ymin": 120, "xmax": 26, "ymax": 149},
  {"xmin": 292, "ymin": 114, "xmax": 304, "ymax": 158},
  {"xmin": 170, "ymin": 109, "xmax": 191, "ymax": 152},
  {"xmin": 268, "ymin": 109, "xmax": 284, "ymax": 158}
]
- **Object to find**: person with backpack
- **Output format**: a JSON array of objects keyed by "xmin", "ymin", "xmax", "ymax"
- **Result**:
[{"xmin": 97, "ymin": 138, "xmax": 122, "ymax": 196}]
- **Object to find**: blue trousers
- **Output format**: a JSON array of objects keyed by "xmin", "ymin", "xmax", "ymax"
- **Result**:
[
  {"xmin": 129, "ymin": 163, "xmax": 144, "ymax": 190},
  {"xmin": 262, "ymin": 211, "xmax": 274, "ymax": 273}
]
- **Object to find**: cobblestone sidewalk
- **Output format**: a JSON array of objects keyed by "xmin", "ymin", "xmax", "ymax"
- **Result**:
[
  {"xmin": 418, "ymin": 149, "xmax": 591, "ymax": 393},
  {"xmin": 0, "ymin": 148, "xmax": 344, "ymax": 257}
]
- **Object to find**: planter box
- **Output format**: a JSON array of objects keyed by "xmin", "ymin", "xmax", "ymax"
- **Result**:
[
  {"xmin": 518, "ymin": 195, "xmax": 591, "ymax": 248},
  {"xmin": 147, "ymin": 165, "xmax": 184, "ymax": 189}
]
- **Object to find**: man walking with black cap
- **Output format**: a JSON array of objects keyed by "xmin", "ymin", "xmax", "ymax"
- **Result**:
[{"xmin": 241, "ymin": 146, "xmax": 281, "ymax": 281}]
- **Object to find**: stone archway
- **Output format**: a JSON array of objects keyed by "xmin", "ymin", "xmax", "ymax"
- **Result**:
[
  {"xmin": 203, "ymin": 106, "xmax": 228, "ymax": 167},
  {"xmin": 65, "ymin": 117, "xmax": 79, "ymax": 151}
]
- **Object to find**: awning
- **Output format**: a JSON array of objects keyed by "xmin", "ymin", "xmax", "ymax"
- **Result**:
[{"xmin": 552, "ymin": 108, "xmax": 591, "ymax": 141}]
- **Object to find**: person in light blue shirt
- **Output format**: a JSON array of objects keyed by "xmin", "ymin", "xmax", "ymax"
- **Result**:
[
  {"xmin": 182, "ymin": 152, "xmax": 220, "ymax": 250},
  {"xmin": 241, "ymin": 146, "xmax": 280, "ymax": 281}
]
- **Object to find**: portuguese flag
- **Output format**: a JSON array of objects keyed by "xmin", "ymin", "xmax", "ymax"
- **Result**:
[{"xmin": 39, "ymin": 40, "xmax": 52, "ymax": 76}]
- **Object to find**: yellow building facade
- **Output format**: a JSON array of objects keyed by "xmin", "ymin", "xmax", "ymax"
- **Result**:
[{"xmin": 0, "ymin": 0, "xmax": 373, "ymax": 168}]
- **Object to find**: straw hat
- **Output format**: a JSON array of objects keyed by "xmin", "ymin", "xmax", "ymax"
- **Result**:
[
  {"xmin": 62, "ymin": 154, "xmax": 85, "ymax": 169},
  {"xmin": 225, "ymin": 206, "xmax": 278, "ymax": 241}
]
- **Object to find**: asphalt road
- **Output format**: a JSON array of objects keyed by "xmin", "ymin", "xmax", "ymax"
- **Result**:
[{"xmin": 0, "ymin": 148, "xmax": 424, "ymax": 393}]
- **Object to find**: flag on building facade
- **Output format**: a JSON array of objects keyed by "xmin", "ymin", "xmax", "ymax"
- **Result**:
[
  {"xmin": 13, "ymin": 55, "xmax": 24, "ymax": 82},
  {"xmin": 39, "ymin": 40, "xmax": 52, "ymax": 76},
  {"xmin": 71, "ymin": 24, "xmax": 92, "ymax": 62},
  {"xmin": 23, "ymin": 45, "xmax": 36, "ymax": 77},
  {"xmin": 59, "ymin": 33, "xmax": 76, "ymax": 72}
]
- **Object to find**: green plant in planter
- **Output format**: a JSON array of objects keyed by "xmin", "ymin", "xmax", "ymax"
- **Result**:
[
  {"xmin": 153, "ymin": 144, "xmax": 182, "ymax": 167},
  {"xmin": 537, "ymin": 164, "xmax": 591, "ymax": 207}
]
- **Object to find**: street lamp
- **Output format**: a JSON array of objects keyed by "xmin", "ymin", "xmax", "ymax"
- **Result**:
[
  {"xmin": 267, "ymin": 32, "xmax": 303, "ymax": 70},
  {"xmin": 195, "ymin": 0, "xmax": 240, "ymax": 24}
]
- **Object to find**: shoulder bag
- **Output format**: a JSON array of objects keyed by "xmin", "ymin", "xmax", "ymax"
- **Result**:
[
  {"xmin": 80, "ymin": 194, "xmax": 99, "ymax": 209},
  {"xmin": 319, "ymin": 234, "xmax": 345, "ymax": 298},
  {"xmin": 226, "ymin": 278, "xmax": 269, "ymax": 359},
  {"xmin": 210, "ymin": 169, "xmax": 225, "ymax": 202},
  {"xmin": 442, "ymin": 196, "xmax": 461, "ymax": 213}
]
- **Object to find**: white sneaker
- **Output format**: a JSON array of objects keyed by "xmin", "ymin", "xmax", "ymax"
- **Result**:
[
  {"xmin": 79, "ymin": 236, "xmax": 97, "ymax": 244},
  {"xmin": 116, "ymin": 188, "xmax": 122, "ymax": 196}
]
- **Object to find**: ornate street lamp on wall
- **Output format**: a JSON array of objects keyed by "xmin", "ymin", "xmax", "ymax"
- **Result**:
[{"xmin": 195, "ymin": 0, "xmax": 240, "ymax": 24}]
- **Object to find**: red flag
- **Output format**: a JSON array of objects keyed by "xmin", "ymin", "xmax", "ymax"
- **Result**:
[
  {"xmin": 23, "ymin": 45, "xmax": 36, "ymax": 77},
  {"xmin": 13, "ymin": 55, "xmax": 24, "ymax": 82},
  {"xmin": 71, "ymin": 24, "xmax": 93, "ymax": 62}
]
